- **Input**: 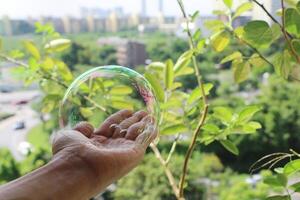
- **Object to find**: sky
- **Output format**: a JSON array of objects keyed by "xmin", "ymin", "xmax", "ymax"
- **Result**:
[{"xmin": 0, "ymin": 0, "xmax": 217, "ymax": 19}]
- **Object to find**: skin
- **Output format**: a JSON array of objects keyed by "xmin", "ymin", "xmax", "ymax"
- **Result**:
[{"xmin": 0, "ymin": 109, "xmax": 156, "ymax": 200}]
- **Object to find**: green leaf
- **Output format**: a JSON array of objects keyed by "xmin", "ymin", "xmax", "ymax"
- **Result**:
[
  {"xmin": 174, "ymin": 50, "xmax": 193, "ymax": 73},
  {"xmin": 109, "ymin": 85, "xmax": 133, "ymax": 95},
  {"xmin": 213, "ymin": 107, "xmax": 233, "ymax": 124},
  {"xmin": 289, "ymin": 182, "xmax": 300, "ymax": 192},
  {"xmin": 161, "ymin": 124, "xmax": 188, "ymax": 135},
  {"xmin": 292, "ymin": 39, "xmax": 300, "ymax": 55},
  {"xmin": 271, "ymin": 23, "xmax": 282, "ymax": 41},
  {"xmin": 234, "ymin": 26, "xmax": 245, "ymax": 38},
  {"xmin": 248, "ymin": 54, "xmax": 266, "ymax": 67},
  {"xmin": 175, "ymin": 66, "xmax": 194, "ymax": 77},
  {"xmin": 297, "ymin": 1, "xmax": 300, "ymax": 11},
  {"xmin": 220, "ymin": 140, "xmax": 239, "ymax": 155},
  {"xmin": 45, "ymin": 38, "xmax": 71, "ymax": 52},
  {"xmin": 211, "ymin": 31, "xmax": 230, "ymax": 52},
  {"xmin": 193, "ymin": 29, "xmax": 201, "ymax": 41},
  {"xmin": 242, "ymin": 121, "xmax": 262, "ymax": 133},
  {"xmin": 266, "ymin": 195, "xmax": 290, "ymax": 200},
  {"xmin": 273, "ymin": 50, "xmax": 292, "ymax": 79},
  {"xmin": 233, "ymin": 2, "xmax": 253, "ymax": 19},
  {"xmin": 220, "ymin": 51, "xmax": 242, "ymax": 64},
  {"xmin": 42, "ymin": 95, "xmax": 60, "ymax": 113},
  {"xmin": 202, "ymin": 124, "xmax": 220, "ymax": 133},
  {"xmin": 171, "ymin": 82, "xmax": 182, "ymax": 90},
  {"xmin": 144, "ymin": 72, "xmax": 165, "ymax": 102},
  {"xmin": 223, "ymin": 0, "xmax": 232, "ymax": 8},
  {"xmin": 9, "ymin": 50, "xmax": 24, "ymax": 59},
  {"xmin": 23, "ymin": 41, "xmax": 40, "ymax": 60},
  {"xmin": 237, "ymin": 105, "xmax": 261, "ymax": 123},
  {"xmin": 233, "ymin": 60, "xmax": 251, "ymax": 83},
  {"xmin": 284, "ymin": 159, "xmax": 300, "ymax": 175},
  {"xmin": 187, "ymin": 83, "xmax": 213, "ymax": 104},
  {"xmin": 111, "ymin": 100, "xmax": 134, "ymax": 110},
  {"xmin": 244, "ymin": 20, "xmax": 273, "ymax": 48},
  {"xmin": 80, "ymin": 107, "xmax": 94, "ymax": 118},
  {"xmin": 274, "ymin": 167, "xmax": 284, "ymax": 174},
  {"xmin": 164, "ymin": 59, "xmax": 174, "ymax": 90},
  {"xmin": 146, "ymin": 62, "xmax": 165, "ymax": 72},
  {"xmin": 284, "ymin": 8, "xmax": 300, "ymax": 37},
  {"xmin": 41, "ymin": 57, "xmax": 55, "ymax": 71},
  {"xmin": 204, "ymin": 20, "xmax": 225, "ymax": 32},
  {"xmin": 0, "ymin": 37, "xmax": 2, "ymax": 50},
  {"xmin": 197, "ymin": 39, "xmax": 206, "ymax": 52},
  {"xmin": 190, "ymin": 10, "xmax": 200, "ymax": 22}
]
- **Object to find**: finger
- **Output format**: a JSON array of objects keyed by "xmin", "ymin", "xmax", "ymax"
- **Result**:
[
  {"xmin": 125, "ymin": 121, "xmax": 146, "ymax": 141},
  {"xmin": 73, "ymin": 122, "xmax": 94, "ymax": 138},
  {"xmin": 136, "ymin": 126, "xmax": 158, "ymax": 147},
  {"xmin": 112, "ymin": 110, "xmax": 147, "ymax": 139},
  {"xmin": 94, "ymin": 109, "xmax": 133, "ymax": 137},
  {"xmin": 136, "ymin": 116, "xmax": 158, "ymax": 147}
]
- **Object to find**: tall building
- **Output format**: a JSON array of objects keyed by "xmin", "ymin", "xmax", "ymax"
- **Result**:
[
  {"xmin": 252, "ymin": 0, "xmax": 281, "ymax": 24},
  {"xmin": 2, "ymin": 16, "xmax": 12, "ymax": 36},
  {"xmin": 97, "ymin": 37, "xmax": 148, "ymax": 67},
  {"xmin": 141, "ymin": 0, "xmax": 147, "ymax": 16},
  {"xmin": 86, "ymin": 15, "xmax": 95, "ymax": 32},
  {"xmin": 106, "ymin": 12, "xmax": 119, "ymax": 33},
  {"xmin": 62, "ymin": 16, "xmax": 71, "ymax": 34},
  {"xmin": 158, "ymin": 0, "xmax": 163, "ymax": 13}
]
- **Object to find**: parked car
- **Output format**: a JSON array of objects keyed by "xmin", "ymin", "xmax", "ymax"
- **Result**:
[{"xmin": 13, "ymin": 121, "xmax": 25, "ymax": 130}]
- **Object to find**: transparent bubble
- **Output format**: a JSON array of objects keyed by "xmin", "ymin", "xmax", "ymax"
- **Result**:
[{"xmin": 59, "ymin": 65, "xmax": 160, "ymax": 144}]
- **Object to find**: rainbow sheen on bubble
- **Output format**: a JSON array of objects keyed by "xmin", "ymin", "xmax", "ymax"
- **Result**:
[{"xmin": 59, "ymin": 65, "xmax": 160, "ymax": 144}]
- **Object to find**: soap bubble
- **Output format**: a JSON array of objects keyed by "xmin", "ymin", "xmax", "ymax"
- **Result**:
[{"xmin": 59, "ymin": 65, "xmax": 160, "ymax": 144}]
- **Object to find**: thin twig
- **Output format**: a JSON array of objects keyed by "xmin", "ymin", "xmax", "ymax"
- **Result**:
[
  {"xmin": 0, "ymin": 53, "xmax": 29, "ymax": 68},
  {"xmin": 251, "ymin": 0, "xmax": 293, "ymax": 39},
  {"xmin": 166, "ymin": 134, "xmax": 180, "ymax": 165},
  {"xmin": 0, "ymin": 54, "xmax": 107, "ymax": 113},
  {"xmin": 231, "ymin": 30, "xmax": 274, "ymax": 68},
  {"xmin": 177, "ymin": 0, "xmax": 209, "ymax": 198},
  {"xmin": 280, "ymin": 0, "xmax": 300, "ymax": 64},
  {"xmin": 150, "ymin": 143, "xmax": 180, "ymax": 199}
]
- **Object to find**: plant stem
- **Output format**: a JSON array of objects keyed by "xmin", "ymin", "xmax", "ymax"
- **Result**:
[
  {"xmin": 150, "ymin": 143, "xmax": 180, "ymax": 199},
  {"xmin": 166, "ymin": 134, "xmax": 180, "ymax": 165},
  {"xmin": 280, "ymin": 0, "xmax": 300, "ymax": 64},
  {"xmin": 178, "ymin": 105, "xmax": 208, "ymax": 197},
  {"xmin": 177, "ymin": 0, "xmax": 209, "ymax": 198},
  {"xmin": 251, "ymin": 0, "xmax": 293, "ymax": 39},
  {"xmin": 0, "ymin": 54, "xmax": 107, "ymax": 113},
  {"xmin": 231, "ymin": 31, "xmax": 274, "ymax": 68},
  {"xmin": 0, "ymin": 53, "xmax": 29, "ymax": 68}
]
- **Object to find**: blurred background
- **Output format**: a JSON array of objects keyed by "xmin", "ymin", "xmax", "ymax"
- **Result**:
[{"xmin": 1, "ymin": 0, "xmax": 300, "ymax": 199}]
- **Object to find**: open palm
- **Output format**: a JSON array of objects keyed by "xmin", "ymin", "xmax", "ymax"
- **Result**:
[{"xmin": 52, "ymin": 110, "xmax": 156, "ymax": 192}]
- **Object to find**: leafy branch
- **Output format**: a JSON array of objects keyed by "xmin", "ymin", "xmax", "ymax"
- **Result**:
[
  {"xmin": 177, "ymin": 0, "xmax": 209, "ymax": 198},
  {"xmin": 150, "ymin": 144, "xmax": 180, "ymax": 199},
  {"xmin": 251, "ymin": 0, "xmax": 300, "ymax": 64},
  {"xmin": 0, "ymin": 53, "xmax": 107, "ymax": 113},
  {"xmin": 280, "ymin": 0, "xmax": 300, "ymax": 64}
]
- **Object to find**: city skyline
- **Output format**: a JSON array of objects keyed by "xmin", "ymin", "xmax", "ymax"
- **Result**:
[{"xmin": 0, "ymin": 0, "xmax": 216, "ymax": 19}]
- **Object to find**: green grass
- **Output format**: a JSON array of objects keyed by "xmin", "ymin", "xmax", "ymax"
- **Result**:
[
  {"xmin": 0, "ymin": 112, "xmax": 14, "ymax": 121},
  {"xmin": 27, "ymin": 120, "xmax": 54, "ymax": 151}
]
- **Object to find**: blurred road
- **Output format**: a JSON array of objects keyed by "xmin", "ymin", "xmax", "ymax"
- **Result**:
[{"xmin": 0, "ymin": 90, "xmax": 40, "ymax": 160}]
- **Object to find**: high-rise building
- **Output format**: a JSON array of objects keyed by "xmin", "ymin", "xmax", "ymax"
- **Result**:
[
  {"xmin": 2, "ymin": 16, "xmax": 12, "ymax": 36},
  {"xmin": 86, "ymin": 15, "xmax": 95, "ymax": 32},
  {"xmin": 141, "ymin": 0, "xmax": 147, "ymax": 16},
  {"xmin": 97, "ymin": 37, "xmax": 148, "ymax": 67},
  {"xmin": 158, "ymin": 0, "xmax": 163, "ymax": 13}
]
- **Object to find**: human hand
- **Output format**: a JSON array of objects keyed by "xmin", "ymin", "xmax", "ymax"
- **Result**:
[{"xmin": 51, "ymin": 109, "xmax": 157, "ymax": 195}]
